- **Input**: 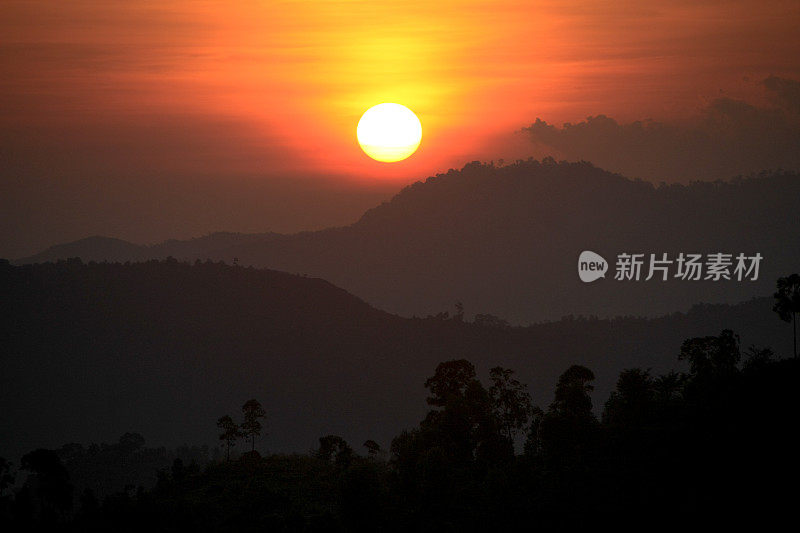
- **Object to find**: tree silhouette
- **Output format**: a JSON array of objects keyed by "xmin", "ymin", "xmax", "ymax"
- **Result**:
[
  {"xmin": 117, "ymin": 432, "xmax": 145, "ymax": 454},
  {"xmin": 773, "ymin": 274, "xmax": 800, "ymax": 358},
  {"xmin": 679, "ymin": 329, "xmax": 740, "ymax": 377},
  {"xmin": 742, "ymin": 345, "xmax": 775, "ymax": 371},
  {"xmin": 652, "ymin": 370, "xmax": 685, "ymax": 405},
  {"xmin": 20, "ymin": 449, "xmax": 73, "ymax": 521},
  {"xmin": 0, "ymin": 457, "xmax": 14, "ymax": 499},
  {"xmin": 318, "ymin": 435, "xmax": 353, "ymax": 466},
  {"xmin": 425, "ymin": 359, "xmax": 477, "ymax": 407},
  {"xmin": 216, "ymin": 415, "xmax": 241, "ymax": 461},
  {"xmin": 603, "ymin": 368, "xmax": 655, "ymax": 428},
  {"xmin": 241, "ymin": 399, "xmax": 266, "ymax": 452},
  {"xmin": 18, "ymin": 346, "xmax": 800, "ymax": 529},
  {"xmin": 423, "ymin": 359, "xmax": 495, "ymax": 461},
  {"xmin": 454, "ymin": 301, "xmax": 464, "ymax": 322},
  {"xmin": 488, "ymin": 367, "xmax": 536, "ymax": 441},
  {"xmin": 549, "ymin": 364, "xmax": 596, "ymax": 420},
  {"xmin": 536, "ymin": 365, "xmax": 597, "ymax": 461},
  {"xmin": 363, "ymin": 440, "xmax": 381, "ymax": 458}
]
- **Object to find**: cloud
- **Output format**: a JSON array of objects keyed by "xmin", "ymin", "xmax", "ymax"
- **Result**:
[{"xmin": 523, "ymin": 77, "xmax": 800, "ymax": 182}]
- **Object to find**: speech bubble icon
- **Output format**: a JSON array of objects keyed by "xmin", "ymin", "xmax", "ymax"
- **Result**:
[{"xmin": 578, "ymin": 250, "xmax": 608, "ymax": 282}]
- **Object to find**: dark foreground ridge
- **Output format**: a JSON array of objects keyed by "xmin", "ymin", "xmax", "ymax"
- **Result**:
[
  {"xmin": 2, "ymin": 344, "xmax": 798, "ymax": 530},
  {"xmin": 0, "ymin": 259, "xmax": 794, "ymax": 460}
]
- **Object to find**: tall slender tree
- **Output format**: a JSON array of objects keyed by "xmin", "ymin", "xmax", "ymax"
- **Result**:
[
  {"xmin": 216, "ymin": 415, "xmax": 241, "ymax": 461},
  {"xmin": 241, "ymin": 399, "xmax": 266, "ymax": 452},
  {"xmin": 774, "ymin": 274, "xmax": 800, "ymax": 358}
]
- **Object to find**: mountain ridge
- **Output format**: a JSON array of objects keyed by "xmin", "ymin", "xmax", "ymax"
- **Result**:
[{"xmin": 13, "ymin": 159, "xmax": 800, "ymax": 323}]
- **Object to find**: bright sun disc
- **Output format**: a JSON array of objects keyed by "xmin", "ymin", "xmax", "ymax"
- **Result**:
[{"xmin": 357, "ymin": 103, "xmax": 422, "ymax": 162}]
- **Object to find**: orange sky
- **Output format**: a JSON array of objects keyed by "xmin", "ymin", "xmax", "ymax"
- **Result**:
[
  {"xmin": 2, "ymin": 0, "xmax": 799, "ymax": 255},
  {"xmin": 4, "ymin": 1, "xmax": 798, "ymax": 179}
]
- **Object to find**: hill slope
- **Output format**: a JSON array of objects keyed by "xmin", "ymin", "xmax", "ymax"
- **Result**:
[
  {"xmin": 16, "ymin": 160, "xmax": 800, "ymax": 323},
  {"xmin": 17, "ymin": 232, "xmax": 276, "ymax": 265},
  {"xmin": 0, "ymin": 259, "xmax": 792, "ymax": 460}
]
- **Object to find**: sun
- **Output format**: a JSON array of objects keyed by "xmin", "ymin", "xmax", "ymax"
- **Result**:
[{"xmin": 357, "ymin": 103, "xmax": 422, "ymax": 162}]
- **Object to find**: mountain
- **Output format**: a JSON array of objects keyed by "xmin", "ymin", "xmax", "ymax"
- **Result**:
[
  {"xmin": 16, "ymin": 232, "xmax": 277, "ymax": 265},
  {"xmin": 0, "ymin": 259, "xmax": 793, "ymax": 461},
  {"xmin": 14, "ymin": 160, "xmax": 800, "ymax": 323}
]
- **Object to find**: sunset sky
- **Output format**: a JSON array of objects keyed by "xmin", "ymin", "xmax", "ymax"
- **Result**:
[{"xmin": 2, "ymin": 0, "xmax": 799, "ymax": 257}]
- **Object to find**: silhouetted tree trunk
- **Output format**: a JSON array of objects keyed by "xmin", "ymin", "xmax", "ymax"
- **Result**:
[
  {"xmin": 241, "ymin": 399, "xmax": 266, "ymax": 452},
  {"xmin": 217, "ymin": 415, "xmax": 241, "ymax": 461},
  {"xmin": 773, "ymin": 274, "xmax": 800, "ymax": 358}
]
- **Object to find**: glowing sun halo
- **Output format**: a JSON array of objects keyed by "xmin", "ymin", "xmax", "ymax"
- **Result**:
[{"xmin": 357, "ymin": 103, "xmax": 422, "ymax": 162}]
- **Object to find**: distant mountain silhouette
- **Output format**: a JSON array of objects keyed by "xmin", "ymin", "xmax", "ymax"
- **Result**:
[
  {"xmin": 0, "ymin": 259, "xmax": 792, "ymax": 460},
  {"xmin": 16, "ymin": 160, "xmax": 800, "ymax": 323},
  {"xmin": 17, "ymin": 232, "xmax": 276, "ymax": 265}
]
